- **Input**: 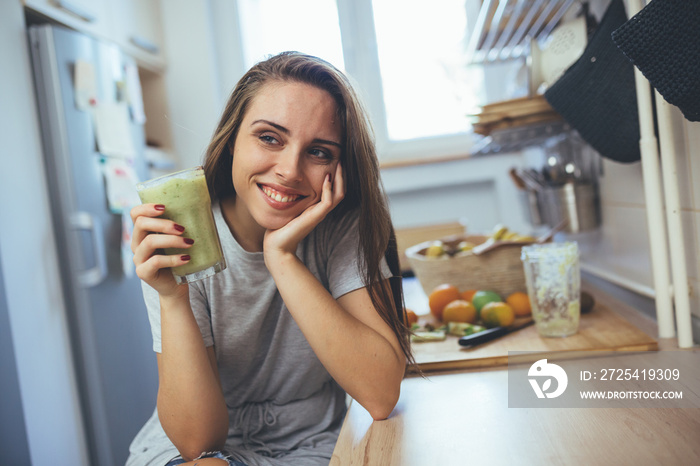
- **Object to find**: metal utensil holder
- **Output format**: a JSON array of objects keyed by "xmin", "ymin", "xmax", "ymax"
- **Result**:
[{"xmin": 537, "ymin": 181, "xmax": 600, "ymax": 232}]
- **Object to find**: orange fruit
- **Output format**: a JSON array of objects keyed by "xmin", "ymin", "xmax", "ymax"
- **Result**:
[
  {"xmin": 428, "ymin": 284, "xmax": 462, "ymax": 321},
  {"xmin": 506, "ymin": 292, "xmax": 532, "ymax": 317},
  {"xmin": 461, "ymin": 289, "xmax": 477, "ymax": 303},
  {"xmin": 471, "ymin": 290, "xmax": 502, "ymax": 320},
  {"xmin": 442, "ymin": 300, "xmax": 477, "ymax": 324},
  {"xmin": 404, "ymin": 308, "xmax": 418, "ymax": 325},
  {"xmin": 480, "ymin": 302, "xmax": 515, "ymax": 328}
]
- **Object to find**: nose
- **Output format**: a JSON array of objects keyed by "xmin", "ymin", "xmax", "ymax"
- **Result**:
[{"xmin": 274, "ymin": 148, "xmax": 303, "ymax": 183}]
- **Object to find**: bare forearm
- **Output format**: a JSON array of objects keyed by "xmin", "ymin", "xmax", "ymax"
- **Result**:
[
  {"xmin": 157, "ymin": 295, "xmax": 229, "ymax": 460},
  {"xmin": 267, "ymin": 253, "xmax": 404, "ymax": 419}
]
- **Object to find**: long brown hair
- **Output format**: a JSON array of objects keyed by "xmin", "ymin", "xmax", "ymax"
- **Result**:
[{"xmin": 202, "ymin": 52, "xmax": 414, "ymax": 369}]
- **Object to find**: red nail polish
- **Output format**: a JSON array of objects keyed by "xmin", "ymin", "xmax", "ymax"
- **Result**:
[
  {"xmin": 154, "ymin": 204, "xmax": 165, "ymax": 211},
  {"xmin": 174, "ymin": 224, "xmax": 185, "ymax": 232},
  {"xmin": 180, "ymin": 255, "xmax": 191, "ymax": 261},
  {"xmin": 184, "ymin": 238, "xmax": 194, "ymax": 245}
]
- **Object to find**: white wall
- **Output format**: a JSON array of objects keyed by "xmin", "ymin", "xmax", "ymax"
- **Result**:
[
  {"xmin": 159, "ymin": 0, "xmax": 247, "ymax": 169},
  {"xmin": 0, "ymin": 2, "xmax": 89, "ymax": 464},
  {"xmin": 382, "ymin": 154, "xmax": 532, "ymax": 235}
]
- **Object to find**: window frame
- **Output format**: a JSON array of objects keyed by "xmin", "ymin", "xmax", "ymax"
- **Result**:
[
  {"xmin": 336, "ymin": 0, "xmax": 476, "ymax": 164},
  {"xmin": 225, "ymin": 0, "xmax": 477, "ymax": 164}
]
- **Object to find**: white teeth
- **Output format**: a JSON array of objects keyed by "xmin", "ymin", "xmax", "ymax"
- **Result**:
[{"xmin": 262, "ymin": 186, "xmax": 298, "ymax": 203}]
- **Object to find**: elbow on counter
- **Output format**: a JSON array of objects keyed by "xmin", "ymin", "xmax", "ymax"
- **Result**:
[{"xmin": 366, "ymin": 385, "xmax": 401, "ymax": 421}]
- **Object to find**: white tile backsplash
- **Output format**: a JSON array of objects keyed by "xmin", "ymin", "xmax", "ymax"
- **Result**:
[
  {"xmin": 683, "ymin": 210, "xmax": 699, "ymax": 280},
  {"xmin": 569, "ymin": 204, "xmax": 654, "ymax": 289},
  {"xmin": 685, "ymin": 119, "xmax": 700, "ymax": 211},
  {"xmin": 598, "ymin": 158, "xmax": 646, "ymax": 206}
]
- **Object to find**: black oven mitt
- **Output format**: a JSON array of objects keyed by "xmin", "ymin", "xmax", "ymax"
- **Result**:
[
  {"xmin": 544, "ymin": 0, "xmax": 641, "ymax": 163},
  {"xmin": 612, "ymin": 0, "xmax": 700, "ymax": 122}
]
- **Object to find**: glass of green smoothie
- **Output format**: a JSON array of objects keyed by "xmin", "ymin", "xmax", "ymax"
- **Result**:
[{"xmin": 136, "ymin": 166, "xmax": 226, "ymax": 284}]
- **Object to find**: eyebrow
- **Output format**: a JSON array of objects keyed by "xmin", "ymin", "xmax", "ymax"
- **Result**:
[{"xmin": 251, "ymin": 119, "xmax": 342, "ymax": 148}]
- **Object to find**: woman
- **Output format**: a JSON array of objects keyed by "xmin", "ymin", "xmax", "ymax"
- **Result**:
[{"xmin": 127, "ymin": 52, "xmax": 413, "ymax": 466}]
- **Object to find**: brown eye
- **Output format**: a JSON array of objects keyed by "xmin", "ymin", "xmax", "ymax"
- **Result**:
[{"xmin": 259, "ymin": 134, "xmax": 279, "ymax": 145}]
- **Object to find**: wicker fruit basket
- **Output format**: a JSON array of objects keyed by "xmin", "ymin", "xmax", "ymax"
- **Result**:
[{"xmin": 405, "ymin": 235, "xmax": 531, "ymax": 299}]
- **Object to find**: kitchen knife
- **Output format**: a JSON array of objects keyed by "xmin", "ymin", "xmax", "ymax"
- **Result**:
[{"xmin": 458, "ymin": 319, "xmax": 534, "ymax": 347}]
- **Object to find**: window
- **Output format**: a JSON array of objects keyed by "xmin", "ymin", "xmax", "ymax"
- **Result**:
[
  {"xmin": 372, "ymin": 0, "xmax": 479, "ymax": 142},
  {"xmin": 237, "ymin": 0, "xmax": 346, "ymax": 72},
  {"xmin": 233, "ymin": 0, "xmax": 480, "ymax": 162}
]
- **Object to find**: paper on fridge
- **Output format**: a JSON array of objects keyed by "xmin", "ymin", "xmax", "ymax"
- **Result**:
[
  {"xmin": 74, "ymin": 59, "xmax": 98, "ymax": 110},
  {"xmin": 92, "ymin": 101, "xmax": 137, "ymax": 158},
  {"xmin": 101, "ymin": 157, "xmax": 141, "ymax": 214},
  {"xmin": 124, "ymin": 62, "xmax": 146, "ymax": 124}
]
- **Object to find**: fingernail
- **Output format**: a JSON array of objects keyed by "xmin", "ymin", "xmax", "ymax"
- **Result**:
[
  {"xmin": 326, "ymin": 174, "xmax": 331, "ymax": 183},
  {"xmin": 174, "ymin": 224, "xmax": 185, "ymax": 232},
  {"xmin": 154, "ymin": 204, "xmax": 165, "ymax": 211},
  {"xmin": 184, "ymin": 238, "xmax": 194, "ymax": 245},
  {"xmin": 180, "ymin": 255, "xmax": 191, "ymax": 261}
]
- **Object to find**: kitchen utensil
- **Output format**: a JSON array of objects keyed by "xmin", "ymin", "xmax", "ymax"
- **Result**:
[
  {"xmin": 471, "ymin": 220, "xmax": 566, "ymax": 256},
  {"xmin": 509, "ymin": 167, "xmax": 527, "ymax": 190},
  {"xmin": 519, "ymin": 190, "xmax": 544, "ymax": 226},
  {"xmin": 458, "ymin": 318, "xmax": 534, "ymax": 347},
  {"xmin": 516, "ymin": 167, "xmax": 545, "ymax": 192},
  {"xmin": 532, "ymin": 15, "xmax": 588, "ymax": 93}
]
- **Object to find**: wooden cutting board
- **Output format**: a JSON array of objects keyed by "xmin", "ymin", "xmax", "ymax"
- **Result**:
[{"xmin": 410, "ymin": 302, "xmax": 658, "ymax": 372}]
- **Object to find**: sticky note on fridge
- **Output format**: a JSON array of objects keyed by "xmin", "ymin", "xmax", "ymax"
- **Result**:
[
  {"xmin": 74, "ymin": 59, "xmax": 97, "ymax": 110},
  {"xmin": 92, "ymin": 102, "xmax": 137, "ymax": 158},
  {"xmin": 124, "ymin": 63, "xmax": 146, "ymax": 124},
  {"xmin": 101, "ymin": 157, "xmax": 141, "ymax": 214}
]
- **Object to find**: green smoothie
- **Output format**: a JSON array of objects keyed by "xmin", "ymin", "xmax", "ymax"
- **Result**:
[{"xmin": 136, "ymin": 167, "xmax": 226, "ymax": 283}]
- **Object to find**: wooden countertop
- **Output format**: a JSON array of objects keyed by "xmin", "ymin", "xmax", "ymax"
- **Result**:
[{"xmin": 330, "ymin": 281, "xmax": 700, "ymax": 465}]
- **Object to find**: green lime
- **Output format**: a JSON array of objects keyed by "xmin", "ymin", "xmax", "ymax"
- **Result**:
[{"xmin": 471, "ymin": 290, "xmax": 502, "ymax": 319}]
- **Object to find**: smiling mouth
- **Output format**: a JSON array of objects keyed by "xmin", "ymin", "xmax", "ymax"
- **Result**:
[{"xmin": 259, "ymin": 184, "xmax": 305, "ymax": 203}]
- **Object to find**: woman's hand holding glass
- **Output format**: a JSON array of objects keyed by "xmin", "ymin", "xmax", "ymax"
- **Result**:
[{"xmin": 130, "ymin": 203, "xmax": 193, "ymax": 298}]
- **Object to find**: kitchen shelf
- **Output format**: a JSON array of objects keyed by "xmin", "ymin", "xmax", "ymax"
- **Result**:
[{"xmin": 471, "ymin": 120, "xmax": 570, "ymax": 155}]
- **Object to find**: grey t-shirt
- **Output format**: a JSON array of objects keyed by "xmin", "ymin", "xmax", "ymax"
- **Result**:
[{"xmin": 127, "ymin": 202, "xmax": 389, "ymax": 466}]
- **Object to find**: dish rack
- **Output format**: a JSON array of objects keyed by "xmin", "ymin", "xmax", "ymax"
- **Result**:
[{"xmin": 467, "ymin": 0, "xmax": 581, "ymax": 64}]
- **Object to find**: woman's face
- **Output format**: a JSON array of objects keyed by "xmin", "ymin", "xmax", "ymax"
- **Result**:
[{"xmin": 230, "ymin": 81, "xmax": 342, "ymax": 232}]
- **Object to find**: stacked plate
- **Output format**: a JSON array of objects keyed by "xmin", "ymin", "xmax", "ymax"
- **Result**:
[{"xmin": 468, "ymin": 95, "xmax": 562, "ymax": 136}]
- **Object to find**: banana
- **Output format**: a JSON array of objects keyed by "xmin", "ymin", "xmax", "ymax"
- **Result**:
[
  {"xmin": 491, "ymin": 224, "xmax": 509, "ymax": 240},
  {"xmin": 424, "ymin": 241, "xmax": 446, "ymax": 258}
]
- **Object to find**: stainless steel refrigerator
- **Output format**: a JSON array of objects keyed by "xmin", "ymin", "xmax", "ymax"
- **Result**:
[{"xmin": 28, "ymin": 24, "xmax": 158, "ymax": 466}]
